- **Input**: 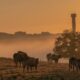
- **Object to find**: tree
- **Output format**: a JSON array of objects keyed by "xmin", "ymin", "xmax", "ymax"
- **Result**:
[{"xmin": 54, "ymin": 30, "xmax": 80, "ymax": 58}]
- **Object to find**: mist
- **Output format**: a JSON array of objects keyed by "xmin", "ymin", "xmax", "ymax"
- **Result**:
[{"xmin": 0, "ymin": 38, "xmax": 55, "ymax": 61}]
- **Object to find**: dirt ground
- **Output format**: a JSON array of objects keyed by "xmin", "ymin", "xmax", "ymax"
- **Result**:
[{"xmin": 0, "ymin": 58, "xmax": 80, "ymax": 80}]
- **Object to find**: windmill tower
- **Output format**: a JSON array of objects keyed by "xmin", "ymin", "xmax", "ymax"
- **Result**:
[
  {"xmin": 71, "ymin": 13, "xmax": 77, "ymax": 57},
  {"xmin": 71, "ymin": 13, "xmax": 76, "ymax": 34}
]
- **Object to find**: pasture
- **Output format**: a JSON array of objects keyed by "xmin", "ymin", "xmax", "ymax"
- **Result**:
[{"xmin": 0, "ymin": 58, "xmax": 80, "ymax": 80}]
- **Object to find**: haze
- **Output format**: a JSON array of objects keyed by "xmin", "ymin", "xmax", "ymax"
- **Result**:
[
  {"xmin": 0, "ymin": 38, "xmax": 55, "ymax": 61},
  {"xmin": 0, "ymin": 0, "xmax": 80, "ymax": 33},
  {"xmin": 0, "ymin": 0, "xmax": 79, "ymax": 62}
]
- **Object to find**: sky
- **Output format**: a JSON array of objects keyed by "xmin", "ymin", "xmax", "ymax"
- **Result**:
[{"xmin": 0, "ymin": 0, "xmax": 80, "ymax": 34}]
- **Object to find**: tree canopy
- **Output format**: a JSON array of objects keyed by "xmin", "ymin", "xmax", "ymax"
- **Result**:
[{"xmin": 54, "ymin": 30, "xmax": 80, "ymax": 58}]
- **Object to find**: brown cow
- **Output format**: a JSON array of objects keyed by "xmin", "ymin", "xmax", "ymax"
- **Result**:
[{"xmin": 23, "ymin": 57, "xmax": 39, "ymax": 72}]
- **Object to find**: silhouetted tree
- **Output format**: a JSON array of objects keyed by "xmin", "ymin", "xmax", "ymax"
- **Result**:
[{"xmin": 54, "ymin": 30, "xmax": 80, "ymax": 58}]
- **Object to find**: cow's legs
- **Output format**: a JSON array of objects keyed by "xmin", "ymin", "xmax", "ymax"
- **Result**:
[
  {"xmin": 69, "ymin": 63, "xmax": 71, "ymax": 71},
  {"xmin": 30, "ymin": 67, "xmax": 32, "ymax": 71},
  {"xmin": 27, "ymin": 66, "xmax": 29, "ymax": 72}
]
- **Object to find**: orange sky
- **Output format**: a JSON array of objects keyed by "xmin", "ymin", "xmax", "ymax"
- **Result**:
[{"xmin": 0, "ymin": 0, "xmax": 80, "ymax": 34}]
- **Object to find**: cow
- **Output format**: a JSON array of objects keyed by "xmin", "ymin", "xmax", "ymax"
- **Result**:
[
  {"xmin": 23, "ymin": 57, "xmax": 39, "ymax": 72},
  {"xmin": 46, "ymin": 53, "xmax": 61, "ymax": 63},
  {"xmin": 13, "ymin": 51, "xmax": 29, "ymax": 67},
  {"xmin": 69, "ymin": 57, "xmax": 80, "ymax": 71}
]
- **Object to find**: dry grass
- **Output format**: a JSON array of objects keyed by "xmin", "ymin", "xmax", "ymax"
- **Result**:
[{"xmin": 0, "ymin": 59, "xmax": 80, "ymax": 80}]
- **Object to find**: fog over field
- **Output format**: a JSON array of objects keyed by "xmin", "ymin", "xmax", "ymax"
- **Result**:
[
  {"xmin": 0, "ymin": 32, "xmax": 57, "ymax": 61},
  {"xmin": 0, "ymin": 39, "xmax": 55, "ymax": 61}
]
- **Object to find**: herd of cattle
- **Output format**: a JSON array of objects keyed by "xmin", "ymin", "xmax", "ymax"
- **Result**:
[
  {"xmin": 13, "ymin": 51, "xmax": 80, "ymax": 72},
  {"xmin": 13, "ymin": 51, "xmax": 39, "ymax": 72}
]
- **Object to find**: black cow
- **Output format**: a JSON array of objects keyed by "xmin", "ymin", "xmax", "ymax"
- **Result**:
[
  {"xmin": 13, "ymin": 51, "xmax": 29, "ymax": 67},
  {"xmin": 23, "ymin": 57, "xmax": 39, "ymax": 72},
  {"xmin": 46, "ymin": 53, "xmax": 61, "ymax": 63},
  {"xmin": 69, "ymin": 57, "xmax": 80, "ymax": 71}
]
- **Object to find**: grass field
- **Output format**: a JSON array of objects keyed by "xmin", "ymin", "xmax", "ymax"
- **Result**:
[{"xmin": 0, "ymin": 58, "xmax": 80, "ymax": 80}]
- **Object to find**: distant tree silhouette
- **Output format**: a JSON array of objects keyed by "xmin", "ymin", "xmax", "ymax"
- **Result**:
[
  {"xmin": 14, "ymin": 31, "xmax": 27, "ymax": 36},
  {"xmin": 54, "ymin": 30, "xmax": 80, "ymax": 58}
]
